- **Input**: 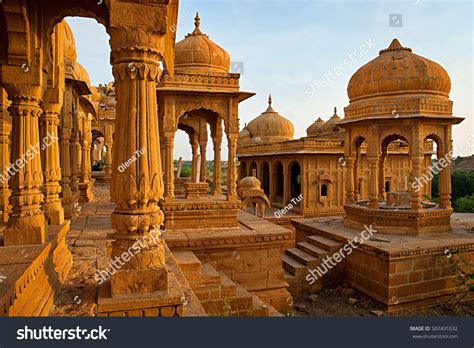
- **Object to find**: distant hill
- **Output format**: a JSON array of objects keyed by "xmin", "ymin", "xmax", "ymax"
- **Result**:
[{"xmin": 452, "ymin": 155, "xmax": 474, "ymax": 172}]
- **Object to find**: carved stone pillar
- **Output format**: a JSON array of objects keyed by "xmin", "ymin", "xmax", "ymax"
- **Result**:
[
  {"xmin": 213, "ymin": 138, "xmax": 222, "ymax": 196},
  {"xmin": 0, "ymin": 111, "xmax": 11, "ymax": 222},
  {"xmin": 79, "ymin": 135, "xmax": 94, "ymax": 202},
  {"xmin": 378, "ymin": 149, "xmax": 387, "ymax": 200},
  {"xmin": 104, "ymin": 125, "xmax": 113, "ymax": 177},
  {"xmin": 226, "ymin": 136, "xmax": 238, "ymax": 201},
  {"xmin": 3, "ymin": 86, "xmax": 46, "ymax": 245},
  {"xmin": 70, "ymin": 127, "xmax": 81, "ymax": 195},
  {"xmin": 345, "ymin": 157, "xmax": 355, "ymax": 204},
  {"xmin": 59, "ymin": 128, "xmax": 74, "ymax": 218},
  {"xmin": 199, "ymin": 142, "xmax": 207, "ymax": 183},
  {"xmin": 367, "ymin": 157, "xmax": 378, "ymax": 209},
  {"xmin": 108, "ymin": 26, "xmax": 168, "ymax": 296},
  {"xmin": 163, "ymin": 133, "xmax": 175, "ymax": 202},
  {"xmin": 439, "ymin": 146, "xmax": 452, "ymax": 209},
  {"xmin": 411, "ymin": 156, "xmax": 424, "ymax": 210},
  {"xmin": 40, "ymin": 101, "xmax": 64, "ymax": 224},
  {"xmin": 191, "ymin": 138, "xmax": 198, "ymax": 181},
  {"xmin": 104, "ymin": 144, "xmax": 112, "ymax": 176}
]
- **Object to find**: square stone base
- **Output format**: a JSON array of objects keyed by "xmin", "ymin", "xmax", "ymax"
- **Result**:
[
  {"xmin": 111, "ymin": 268, "xmax": 168, "ymax": 297},
  {"xmin": 162, "ymin": 198, "xmax": 240, "ymax": 230},
  {"xmin": 97, "ymin": 271, "xmax": 185, "ymax": 317},
  {"xmin": 3, "ymin": 219, "xmax": 47, "ymax": 246},
  {"xmin": 78, "ymin": 180, "xmax": 95, "ymax": 203},
  {"xmin": 0, "ymin": 221, "xmax": 72, "ymax": 316},
  {"xmin": 293, "ymin": 217, "xmax": 474, "ymax": 313}
]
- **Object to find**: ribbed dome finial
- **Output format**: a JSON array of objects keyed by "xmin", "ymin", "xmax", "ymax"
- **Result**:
[
  {"xmin": 379, "ymin": 38, "xmax": 412, "ymax": 54},
  {"xmin": 193, "ymin": 12, "xmax": 202, "ymax": 35},
  {"xmin": 334, "ymin": 106, "xmax": 337, "ymax": 115},
  {"xmin": 265, "ymin": 94, "xmax": 275, "ymax": 113}
]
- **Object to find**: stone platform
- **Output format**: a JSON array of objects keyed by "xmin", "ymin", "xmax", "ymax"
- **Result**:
[
  {"xmin": 0, "ymin": 222, "xmax": 72, "ymax": 316},
  {"xmin": 291, "ymin": 216, "xmax": 474, "ymax": 312},
  {"xmin": 164, "ymin": 210, "xmax": 293, "ymax": 311},
  {"xmin": 161, "ymin": 196, "xmax": 240, "ymax": 230},
  {"xmin": 45, "ymin": 184, "xmax": 290, "ymax": 316}
]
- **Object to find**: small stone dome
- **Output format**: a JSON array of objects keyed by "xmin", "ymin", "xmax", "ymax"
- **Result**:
[
  {"xmin": 347, "ymin": 39, "xmax": 451, "ymax": 102},
  {"xmin": 239, "ymin": 176, "xmax": 261, "ymax": 190},
  {"xmin": 306, "ymin": 117, "xmax": 325, "ymax": 136},
  {"xmin": 242, "ymin": 95, "xmax": 294, "ymax": 144},
  {"xmin": 74, "ymin": 62, "xmax": 90, "ymax": 86},
  {"xmin": 62, "ymin": 20, "xmax": 77, "ymax": 63},
  {"xmin": 175, "ymin": 13, "xmax": 230, "ymax": 75},
  {"xmin": 321, "ymin": 107, "xmax": 341, "ymax": 133}
]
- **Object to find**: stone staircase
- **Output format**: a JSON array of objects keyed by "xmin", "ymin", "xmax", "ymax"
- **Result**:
[
  {"xmin": 173, "ymin": 251, "xmax": 277, "ymax": 316},
  {"xmin": 283, "ymin": 233, "xmax": 343, "ymax": 296}
]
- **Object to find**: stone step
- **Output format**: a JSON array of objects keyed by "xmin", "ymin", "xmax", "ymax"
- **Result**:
[
  {"xmin": 250, "ymin": 294, "xmax": 271, "ymax": 317},
  {"xmin": 285, "ymin": 248, "xmax": 319, "ymax": 268},
  {"xmin": 217, "ymin": 271, "xmax": 237, "ymax": 298},
  {"xmin": 282, "ymin": 254, "xmax": 307, "ymax": 277},
  {"xmin": 297, "ymin": 242, "xmax": 329, "ymax": 259},
  {"xmin": 201, "ymin": 263, "xmax": 222, "ymax": 285},
  {"xmin": 307, "ymin": 235, "xmax": 342, "ymax": 253},
  {"xmin": 173, "ymin": 251, "xmax": 202, "ymax": 274},
  {"xmin": 202, "ymin": 286, "xmax": 254, "ymax": 316}
]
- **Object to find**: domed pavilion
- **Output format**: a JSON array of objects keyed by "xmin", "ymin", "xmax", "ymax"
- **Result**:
[
  {"xmin": 157, "ymin": 12, "xmax": 255, "ymax": 228},
  {"xmin": 339, "ymin": 38, "xmax": 464, "ymax": 234}
]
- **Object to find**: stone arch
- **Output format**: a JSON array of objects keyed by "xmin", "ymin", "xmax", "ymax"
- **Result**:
[
  {"xmin": 261, "ymin": 161, "xmax": 270, "ymax": 196},
  {"xmin": 238, "ymin": 161, "xmax": 247, "ymax": 180},
  {"xmin": 273, "ymin": 161, "xmax": 284, "ymax": 203},
  {"xmin": 288, "ymin": 160, "xmax": 301, "ymax": 203},
  {"xmin": 249, "ymin": 161, "xmax": 257, "ymax": 177},
  {"xmin": 43, "ymin": 4, "xmax": 110, "ymax": 72},
  {"xmin": 379, "ymin": 133, "xmax": 410, "ymax": 199}
]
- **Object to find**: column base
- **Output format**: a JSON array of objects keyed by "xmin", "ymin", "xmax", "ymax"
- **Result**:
[
  {"xmin": 111, "ymin": 268, "xmax": 168, "ymax": 297},
  {"xmin": 1, "ymin": 210, "xmax": 9, "ymax": 223},
  {"xmin": 3, "ymin": 214, "xmax": 47, "ymax": 245},
  {"xmin": 98, "ymin": 271, "xmax": 184, "ymax": 317},
  {"xmin": 78, "ymin": 179, "xmax": 95, "ymax": 203},
  {"xmin": 45, "ymin": 203, "xmax": 65, "ymax": 225}
]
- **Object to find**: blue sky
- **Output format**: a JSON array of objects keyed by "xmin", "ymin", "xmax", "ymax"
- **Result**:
[{"xmin": 67, "ymin": 0, "xmax": 473, "ymax": 159}]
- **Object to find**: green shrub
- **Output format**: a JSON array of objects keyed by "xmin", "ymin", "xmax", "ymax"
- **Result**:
[{"xmin": 454, "ymin": 194, "xmax": 474, "ymax": 213}]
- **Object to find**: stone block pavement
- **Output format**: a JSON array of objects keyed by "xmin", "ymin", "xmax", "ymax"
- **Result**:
[{"xmin": 50, "ymin": 183, "xmax": 115, "ymax": 316}]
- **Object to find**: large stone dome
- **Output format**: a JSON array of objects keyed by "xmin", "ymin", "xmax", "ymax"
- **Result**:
[
  {"xmin": 174, "ymin": 13, "xmax": 230, "ymax": 75},
  {"xmin": 347, "ymin": 39, "xmax": 451, "ymax": 102},
  {"xmin": 344, "ymin": 39, "xmax": 453, "ymax": 119},
  {"xmin": 306, "ymin": 117, "xmax": 325, "ymax": 136},
  {"xmin": 240, "ymin": 95, "xmax": 294, "ymax": 145},
  {"xmin": 62, "ymin": 20, "xmax": 77, "ymax": 63}
]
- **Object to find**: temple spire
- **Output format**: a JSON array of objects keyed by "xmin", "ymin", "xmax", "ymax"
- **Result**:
[
  {"xmin": 264, "ymin": 94, "xmax": 275, "ymax": 113},
  {"xmin": 194, "ymin": 12, "xmax": 201, "ymax": 32},
  {"xmin": 187, "ymin": 11, "xmax": 207, "ymax": 37}
]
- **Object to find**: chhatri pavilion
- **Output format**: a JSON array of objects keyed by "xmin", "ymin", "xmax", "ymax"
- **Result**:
[{"xmin": 237, "ymin": 95, "xmax": 433, "ymax": 229}]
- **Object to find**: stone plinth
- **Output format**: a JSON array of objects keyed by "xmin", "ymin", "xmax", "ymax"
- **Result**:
[
  {"xmin": 164, "ymin": 210, "xmax": 293, "ymax": 311},
  {"xmin": 78, "ymin": 179, "xmax": 95, "ymax": 203},
  {"xmin": 174, "ymin": 177, "xmax": 189, "ymax": 196},
  {"xmin": 386, "ymin": 191, "xmax": 411, "ymax": 207},
  {"xmin": 97, "ymin": 246, "xmax": 185, "ymax": 317},
  {"xmin": 344, "ymin": 204, "xmax": 452, "ymax": 235},
  {"xmin": 162, "ymin": 198, "xmax": 240, "ymax": 230},
  {"xmin": 0, "ymin": 222, "xmax": 72, "ymax": 316},
  {"xmin": 292, "ymin": 217, "xmax": 474, "ymax": 313},
  {"xmin": 184, "ymin": 182, "xmax": 209, "ymax": 199}
]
